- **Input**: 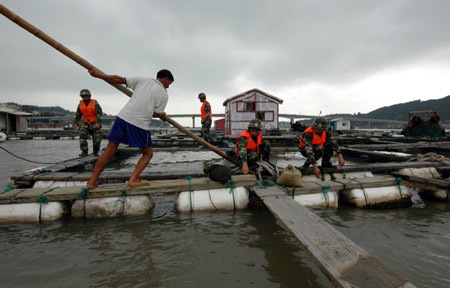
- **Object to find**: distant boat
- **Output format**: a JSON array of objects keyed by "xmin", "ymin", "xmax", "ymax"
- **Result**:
[{"xmin": 401, "ymin": 110, "xmax": 445, "ymax": 137}]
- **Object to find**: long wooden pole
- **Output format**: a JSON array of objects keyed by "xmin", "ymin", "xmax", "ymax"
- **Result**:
[{"xmin": 0, "ymin": 3, "xmax": 242, "ymax": 168}]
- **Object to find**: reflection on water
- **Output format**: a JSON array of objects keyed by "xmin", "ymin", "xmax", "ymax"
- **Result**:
[{"xmin": 0, "ymin": 140, "xmax": 449, "ymax": 287}]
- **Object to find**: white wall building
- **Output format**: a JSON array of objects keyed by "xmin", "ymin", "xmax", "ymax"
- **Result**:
[
  {"xmin": 223, "ymin": 88, "xmax": 283, "ymax": 136},
  {"xmin": 329, "ymin": 118, "xmax": 351, "ymax": 131}
]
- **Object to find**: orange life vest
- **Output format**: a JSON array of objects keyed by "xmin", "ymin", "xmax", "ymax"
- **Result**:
[
  {"xmin": 299, "ymin": 126, "xmax": 327, "ymax": 149},
  {"xmin": 79, "ymin": 99, "xmax": 97, "ymax": 123},
  {"xmin": 236, "ymin": 130, "xmax": 262, "ymax": 155},
  {"xmin": 201, "ymin": 101, "xmax": 212, "ymax": 119}
]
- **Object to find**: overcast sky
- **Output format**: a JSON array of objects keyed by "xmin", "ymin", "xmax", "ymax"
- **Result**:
[{"xmin": 1, "ymin": 0, "xmax": 450, "ymax": 126}]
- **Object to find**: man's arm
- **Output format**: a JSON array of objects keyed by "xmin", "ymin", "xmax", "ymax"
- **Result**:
[
  {"xmin": 205, "ymin": 103, "xmax": 211, "ymax": 119},
  {"xmin": 89, "ymin": 67, "xmax": 126, "ymax": 84},
  {"xmin": 237, "ymin": 137, "xmax": 250, "ymax": 174},
  {"xmin": 94, "ymin": 101, "xmax": 103, "ymax": 128},
  {"xmin": 73, "ymin": 105, "xmax": 82, "ymax": 128},
  {"xmin": 326, "ymin": 131, "xmax": 345, "ymax": 167}
]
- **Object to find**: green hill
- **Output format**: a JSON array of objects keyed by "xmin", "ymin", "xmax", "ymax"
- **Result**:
[{"xmin": 328, "ymin": 95, "xmax": 450, "ymax": 122}]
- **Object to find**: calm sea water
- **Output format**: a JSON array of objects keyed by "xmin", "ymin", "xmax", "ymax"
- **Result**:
[{"xmin": 0, "ymin": 140, "xmax": 449, "ymax": 288}]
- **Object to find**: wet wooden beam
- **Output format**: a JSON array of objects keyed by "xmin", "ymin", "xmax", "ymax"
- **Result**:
[{"xmin": 251, "ymin": 186, "xmax": 415, "ymax": 288}]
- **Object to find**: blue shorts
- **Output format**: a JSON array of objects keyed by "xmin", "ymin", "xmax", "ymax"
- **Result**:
[{"xmin": 107, "ymin": 117, "xmax": 152, "ymax": 147}]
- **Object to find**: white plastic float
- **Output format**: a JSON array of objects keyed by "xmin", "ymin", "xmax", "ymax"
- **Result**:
[
  {"xmin": 302, "ymin": 171, "xmax": 374, "ymax": 182},
  {"xmin": 293, "ymin": 191, "xmax": 339, "ymax": 208},
  {"xmin": 296, "ymin": 172, "xmax": 374, "ymax": 208},
  {"xmin": 396, "ymin": 167, "xmax": 440, "ymax": 179},
  {"xmin": 176, "ymin": 187, "xmax": 248, "ymax": 212},
  {"xmin": 33, "ymin": 181, "xmax": 88, "ymax": 188},
  {"xmin": 0, "ymin": 132, "xmax": 7, "ymax": 142},
  {"xmin": 0, "ymin": 202, "xmax": 67, "ymax": 223},
  {"xmin": 343, "ymin": 184, "xmax": 411, "ymax": 208},
  {"xmin": 397, "ymin": 167, "xmax": 448, "ymax": 202},
  {"xmin": 71, "ymin": 195, "xmax": 155, "ymax": 219}
]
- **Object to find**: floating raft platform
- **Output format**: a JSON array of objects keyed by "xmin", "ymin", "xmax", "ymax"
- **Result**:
[
  {"xmin": 251, "ymin": 185, "xmax": 416, "ymax": 288},
  {"xmin": 0, "ymin": 175, "xmax": 257, "ymax": 204}
]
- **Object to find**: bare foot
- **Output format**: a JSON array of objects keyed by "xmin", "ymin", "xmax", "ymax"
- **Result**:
[
  {"xmin": 86, "ymin": 181, "xmax": 98, "ymax": 190},
  {"xmin": 128, "ymin": 179, "xmax": 150, "ymax": 189}
]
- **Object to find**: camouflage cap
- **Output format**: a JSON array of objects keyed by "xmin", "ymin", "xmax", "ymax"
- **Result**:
[
  {"xmin": 198, "ymin": 93, "xmax": 206, "ymax": 99},
  {"xmin": 248, "ymin": 119, "xmax": 262, "ymax": 130},
  {"xmin": 80, "ymin": 89, "xmax": 91, "ymax": 97},
  {"xmin": 313, "ymin": 117, "xmax": 328, "ymax": 129}
]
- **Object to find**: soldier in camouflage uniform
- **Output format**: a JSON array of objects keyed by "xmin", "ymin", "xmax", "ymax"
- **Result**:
[
  {"xmin": 299, "ymin": 117, "xmax": 345, "ymax": 178},
  {"xmin": 74, "ymin": 89, "xmax": 103, "ymax": 157},
  {"xmin": 198, "ymin": 93, "xmax": 212, "ymax": 142},
  {"xmin": 236, "ymin": 119, "xmax": 271, "ymax": 174}
]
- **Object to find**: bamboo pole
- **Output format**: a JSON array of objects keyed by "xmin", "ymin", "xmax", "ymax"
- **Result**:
[{"xmin": 0, "ymin": 3, "xmax": 242, "ymax": 168}]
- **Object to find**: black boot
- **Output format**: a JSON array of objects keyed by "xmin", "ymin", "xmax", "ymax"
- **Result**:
[
  {"xmin": 321, "ymin": 161, "xmax": 336, "ymax": 169},
  {"xmin": 79, "ymin": 151, "xmax": 88, "ymax": 157}
]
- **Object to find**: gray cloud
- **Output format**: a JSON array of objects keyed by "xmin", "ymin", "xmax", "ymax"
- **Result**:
[{"xmin": 1, "ymin": 0, "xmax": 450, "ymax": 120}]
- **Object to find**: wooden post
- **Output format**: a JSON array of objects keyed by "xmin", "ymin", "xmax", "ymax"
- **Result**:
[{"xmin": 0, "ymin": 3, "xmax": 242, "ymax": 168}]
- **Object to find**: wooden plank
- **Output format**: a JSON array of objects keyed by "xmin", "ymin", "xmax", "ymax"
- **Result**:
[
  {"xmin": 252, "ymin": 186, "xmax": 415, "ymax": 288},
  {"xmin": 347, "ymin": 141, "xmax": 450, "ymax": 150},
  {"xmin": 0, "ymin": 174, "xmax": 257, "ymax": 204},
  {"xmin": 392, "ymin": 173, "xmax": 450, "ymax": 189}
]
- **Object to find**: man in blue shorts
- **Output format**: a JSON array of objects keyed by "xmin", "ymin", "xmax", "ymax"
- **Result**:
[{"xmin": 86, "ymin": 67, "xmax": 174, "ymax": 190}]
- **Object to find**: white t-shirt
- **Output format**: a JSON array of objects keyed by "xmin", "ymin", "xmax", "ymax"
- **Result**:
[{"xmin": 117, "ymin": 77, "xmax": 168, "ymax": 130}]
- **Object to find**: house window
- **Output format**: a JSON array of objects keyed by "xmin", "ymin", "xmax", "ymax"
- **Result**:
[
  {"xmin": 245, "ymin": 102, "xmax": 254, "ymax": 111},
  {"xmin": 256, "ymin": 111, "xmax": 265, "ymax": 121}
]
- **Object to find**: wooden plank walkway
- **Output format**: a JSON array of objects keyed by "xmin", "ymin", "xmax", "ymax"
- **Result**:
[
  {"xmin": 0, "ymin": 175, "xmax": 257, "ymax": 204},
  {"xmin": 251, "ymin": 186, "xmax": 415, "ymax": 288}
]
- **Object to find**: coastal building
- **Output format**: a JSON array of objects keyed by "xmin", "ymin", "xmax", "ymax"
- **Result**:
[
  {"xmin": 0, "ymin": 107, "xmax": 31, "ymax": 133},
  {"xmin": 329, "ymin": 118, "xmax": 351, "ymax": 131},
  {"xmin": 223, "ymin": 88, "xmax": 283, "ymax": 136}
]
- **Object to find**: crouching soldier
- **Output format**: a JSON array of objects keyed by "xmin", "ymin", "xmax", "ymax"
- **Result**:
[
  {"xmin": 299, "ymin": 117, "xmax": 345, "ymax": 178},
  {"xmin": 236, "ymin": 119, "xmax": 271, "ymax": 174}
]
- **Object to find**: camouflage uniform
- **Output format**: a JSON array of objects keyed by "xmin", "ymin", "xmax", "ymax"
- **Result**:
[
  {"xmin": 237, "ymin": 136, "xmax": 271, "ymax": 171},
  {"xmin": 299, "ymin": 129, "xmax": 341, "ymax": 167},
  {"xmin": 74, "ymin": 101, "xmax": 103, "ymax": 155},
  {"xmin": 201, "ymin": 102, "xmax": 212, "ymax": 142}
]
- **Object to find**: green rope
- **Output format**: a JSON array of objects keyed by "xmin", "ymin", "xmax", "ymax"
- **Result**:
[
  {"xmin": 312, "ymin": 181, "xmax": 331, "ymax": 196},
  {"xmin": 78, "ymin": 187, "xmax": 91, "ymax": 200},
  {"xmin": 333, "ymin": 178, "xmax": 368, "ymax": 205},
  {"xmin": 394, "ymin": 177, "xmax": 403, "ymax": 199},
  {"xmin": 312, "ymin": 181, "xmax": 331, "ymax": 207},
  {"xmin": 120, "ymin": 183, "xmax": 128, "ymax": 199},
  {"xmin": 186, "ymin": 176, "xmax": 193, "ymax": 212},
  {"xmin": 227, "ymin": 179, "xmax": 236, "ymax": 210},
  {"xmin": 2, "ymin": 186, "xmax": 15, "ymax": 194},
  {"xmin": 255, "ymin": 179, "xmax": 277, "ymax": 188},
  {"xmin": 36, "ymin": 186, "xmax": 59, "ymax": 223},
  {"xmin": 281, "ymin": 185, "xmax": 290, "ymax": 195}
]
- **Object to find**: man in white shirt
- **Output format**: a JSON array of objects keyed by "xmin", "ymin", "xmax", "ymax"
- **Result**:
[{"xmin": 86, "ymin": 67, "xmax": 174, "ymax": 190}]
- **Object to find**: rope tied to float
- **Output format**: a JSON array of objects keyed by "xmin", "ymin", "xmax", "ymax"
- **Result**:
[
  {"xmin": 78, "ymin": 187, "xmax": 91, "ymax": 218},
  {"xmin": 334, "ymin": 178, "xmax": 369, "ymax": 205},
  {"xmin": 255, "ymin": 179, "xmax": 277, "ymax": 188},
  {"xmin": 186, "ymin": 176, "xmax": 193, "ymax": 212},
  {"xmin": 2, "ymin": 186, "xmax": 15, "ymax": 194},
  {"xmin": 120, "ymin": 183, "xmax": 128, "ymax": 199},
  {"xmin": 78, "ymin": 187, "xmax": 91, "ymax": 200},
  {"xmin": 394, "ymin": 177, "xmax": 403, "ymax": 199},
  {"xmin": 226, "ymin": 179, "xmax": 236, "ymax": 210},
  {"xmin": 312, "ymin": 181, "xmax": 331, "ymax": 207},
  {"xmin": 36, "ymin": 186, "xmax": 59, "ymax": 222}
]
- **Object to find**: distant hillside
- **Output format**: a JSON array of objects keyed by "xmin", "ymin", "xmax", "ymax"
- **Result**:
[
  {"xmin": 1, "ymin": 102, "xmax": 75, "ymax": 116},
  {"xmin": 328, "ymin": 95, "xmax": 450, "ymax": 122}
]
